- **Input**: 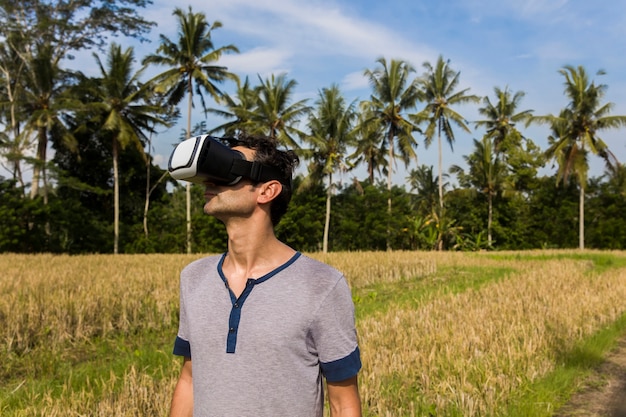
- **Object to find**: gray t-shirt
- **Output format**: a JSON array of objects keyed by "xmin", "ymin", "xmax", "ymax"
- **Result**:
[{"xmin": 173, "ymin": 252, "xmax": 361, "ymax": 417}]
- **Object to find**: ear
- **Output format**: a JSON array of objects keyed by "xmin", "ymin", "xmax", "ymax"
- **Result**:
[{"xmin": 256, "ymin": 180, "xmax": 283, "ymax": 204}]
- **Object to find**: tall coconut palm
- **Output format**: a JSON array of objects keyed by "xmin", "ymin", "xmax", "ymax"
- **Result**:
[
  {"xmin": 350, "ymin": 108, "xmax": 388, "ymax": 184},
  {"xmin": 89, "ymin": 43, "xmax": 169, "ymax": 254},
  {"xmin": 450, "ymin": 136, "xmax": 508, "ymax": 247},
  {"xmin": 535, "ymin": 65, "xmax": 626, "ymax": 249},
  {"xmin": 412, "ymin": 55, "xmax": 480, "ymax": 214},
  {"xmin": 142, "ymin": 6, "xmax": 238, "ymax": 254},
  {"xmin": 21, "ymin": 43, "xmax": 76, "ymax": 202},
  {"xmin": 303, "ymin": 84, "xmax": 357, "ymax": 253},
  {"xmin": 474, "ymin": 86, "xmax": 533, "ymax": 162},
  {"xmin": 363, "ymin": 57, "xmax": 421, "ymax": 249},
  {"xmin": 248, "ymin": 73, "xmax": 310, "ymax": 148}
]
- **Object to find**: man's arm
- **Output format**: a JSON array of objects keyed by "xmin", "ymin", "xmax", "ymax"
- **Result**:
[
  {"xmin": 169, "ymin": 357, "xmax": 193, "ymax": 417},
  {"xmin": 327, "ymin": 376, "xmax": 362, "ymax": 417}
]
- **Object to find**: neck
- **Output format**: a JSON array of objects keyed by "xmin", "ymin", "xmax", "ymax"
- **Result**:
[{"xmin": 223, "ymin": 216, "xmax": 295, "ymax": 278}]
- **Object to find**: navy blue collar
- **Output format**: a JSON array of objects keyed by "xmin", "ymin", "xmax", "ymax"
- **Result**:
[{"xmin": 217, "ymin": 251, "xmax": 301, "ymax": 286}]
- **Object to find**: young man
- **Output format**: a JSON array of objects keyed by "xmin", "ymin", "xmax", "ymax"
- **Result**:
[{"xmin": 169, "ymin": 134, "xmax": 362, "ymax": 417}]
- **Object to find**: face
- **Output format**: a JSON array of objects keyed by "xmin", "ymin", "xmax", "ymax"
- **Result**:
[{"xmin": 203, "ymin": 146, "xmax": 260, "ymax": 221}]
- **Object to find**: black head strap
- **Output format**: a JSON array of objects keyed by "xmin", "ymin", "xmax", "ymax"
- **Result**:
[{"xmin": 231, "ymin": 159, "xmax": 290, "ymax": 186}]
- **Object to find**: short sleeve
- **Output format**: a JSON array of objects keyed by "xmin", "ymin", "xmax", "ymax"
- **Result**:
[
  {"xmin": 311, "ymin": 277, "xmax": 361, "ymax": 382},
  {"xmin": 173, "ymin": 276, "xmax": 191, "ymax": 357}
]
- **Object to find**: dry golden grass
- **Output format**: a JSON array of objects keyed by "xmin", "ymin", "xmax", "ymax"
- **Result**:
[
  {"xmin": 358, "ymin": 255, "xmax": 626, "ymax": 416},
  {"xmin": 1, "ymin": 254, "xmax": 198, "ymax": 417},
  {"xmin": 0, "ymin": 254, "xmax": 195, "ymax": 354},
  {"xmin": 1, "ymin": 251, "xmax": 626, "ymax": 416},
  {"xmin": 309, "ymin": 250, "xmax": 437, "ymax": 288}
]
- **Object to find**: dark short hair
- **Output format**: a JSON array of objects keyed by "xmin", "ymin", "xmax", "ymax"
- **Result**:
[{"xmin": 223, "ymin": 133, "xmax": 299, "ymax": 226}]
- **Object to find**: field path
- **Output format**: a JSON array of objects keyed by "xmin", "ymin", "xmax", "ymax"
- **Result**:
[{"xmin": 555, "ymin": 333, "xmax": 626, "ymax": 417}]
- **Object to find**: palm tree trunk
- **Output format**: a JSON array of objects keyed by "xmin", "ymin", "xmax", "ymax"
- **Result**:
[
  {"xmin": 186, "ymin": 81, "xmax": 193, "ymax": 254},
  {"xmin": 143, "ymin": 130, "xmax": 152, "ymax": 238},
  {"xmin": 30, "ymin": 126, "xmax": 48, "ymax": 200},
  {"xmin": 386, "ymin": 130, "xmax": 393, "ymax": 251},
  {"xmin": 488, "ymin": 193, "xmax": 493, "ymax": 247},
  {"xmin": 323, "ymin": 172, "xmax": 332, "ymax": 253},
  {"xmin": 579, "ymin": 186, "xmax": 585, "ymax": 250},
  {"xmin": 32, "ymin": 126, "xmax": 51, "ymax": 236},
  {"xmin": 186, "ymin": 183, "xmax": 191, "ymax": 253},
  {"xmin": 113, "ymin": 137, "xmax": 120, "ymax": 254},
  {"xmin": 437, "ymin": 124, "xmax": 444, "ymax": 251},
  {"xmin": 437, "ymin": 125, "xmax": 443, "ymax": 210},
  {"xmin": 143, "ymin": 194, "xmax": 150, "ymax": 238}
]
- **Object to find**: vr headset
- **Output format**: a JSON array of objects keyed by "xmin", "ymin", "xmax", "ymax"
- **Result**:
[{"xmin": 168, "ymin": 135, "xmax": 290, "ymax": 186}]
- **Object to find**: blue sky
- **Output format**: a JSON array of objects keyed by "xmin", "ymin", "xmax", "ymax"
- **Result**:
[{"xmin": 58, "ymin": 1, "xmax": 626, "ymax": 185}]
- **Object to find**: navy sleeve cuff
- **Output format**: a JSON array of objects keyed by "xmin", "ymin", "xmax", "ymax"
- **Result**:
[
  {"xmin": 173, "ymin": 336, "xmax": 191, "ymax": 357},
  {"xmin": 320, "ymin": 346, "xmax": 362, "ymax": 382}
]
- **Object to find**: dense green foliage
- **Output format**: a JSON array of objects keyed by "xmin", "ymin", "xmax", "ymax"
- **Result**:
[{"xmin": 2, "ymin": 169, "xmax": 626, "ymax": 253}]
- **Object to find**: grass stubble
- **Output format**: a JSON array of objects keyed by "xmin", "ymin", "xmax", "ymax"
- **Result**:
[{"xmin": 1, "ymin": 251, "xmax": 625, "ymax": 416}]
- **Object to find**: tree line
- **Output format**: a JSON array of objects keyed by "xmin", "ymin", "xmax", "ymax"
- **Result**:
[{"xmin": 1, "ymin": 1, "xmax": 625, "ymax": 254}]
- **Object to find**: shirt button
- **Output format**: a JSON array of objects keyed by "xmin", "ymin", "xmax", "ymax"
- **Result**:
[
  {"xmin": 229, "ymin": 327, "xmax": 235, "ymax": 333},
  {"xmin": 234, "ymin": 303, "xmax": 239, "ymax": 308}
]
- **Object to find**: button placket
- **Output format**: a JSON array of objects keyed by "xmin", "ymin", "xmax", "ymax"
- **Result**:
[{"xmin": 225, "ymin": 279, "xmax": 255, "ymax": 353}]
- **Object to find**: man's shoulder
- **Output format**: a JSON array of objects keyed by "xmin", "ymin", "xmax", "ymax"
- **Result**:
[
  {"xmin": 185, "ymin": 253, "xmax": 222, "ymax": 268},
  {"xmin": 180, "ymin": 254, "xmax": 223, "ymax": 280},
  {"xmin": 293, "ymin": 254, "xmax": 345, "ymax": 282}
]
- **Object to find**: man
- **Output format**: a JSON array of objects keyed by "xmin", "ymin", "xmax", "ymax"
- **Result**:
[{"xmin": 169, "ymin": 133, "xmax": 362, "ymax": 417}]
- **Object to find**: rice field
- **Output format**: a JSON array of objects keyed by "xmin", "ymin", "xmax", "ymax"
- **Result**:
[{"xmin": 1, "ymin": 250, "xmax": 626, "ymax": 416}]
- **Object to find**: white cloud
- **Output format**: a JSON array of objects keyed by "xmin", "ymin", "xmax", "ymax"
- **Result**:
[
  {"xmin": 152, "ymin": 154, "xmax": 166, "ymax": 169},
  {"xmin": 169, "ymin": 0, "xmax": 435, "ymax": 64},
  {"xmin": 341, "ymin": 71, "xmax": 369, "ymax": 92},
  {"xmin": 218, "ymin": 47, "xmax": 292, "ymax": 79}
]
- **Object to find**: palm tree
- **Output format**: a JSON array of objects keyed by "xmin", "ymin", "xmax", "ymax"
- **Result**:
[
  {"xmin": 248, "ymin": 73, "xmax": 310, "ymax": 148},
  {"xmin": 21, "ymin": 43, "xmax": 76, "ymax": 202},
  {"xmin": 88, "ymin": 43, "xmax": 170, "ymax": 254},
  {"xmin": 363, "ymin": 57, "xmax": 421, "ymax": 249},
  {"xmin": 142, "ymin": 6, "xmax": 238, "ymax": 254},
  {"xmin": 412, "ymin": 55, "xmax": 480, "ymax": 214},
  {"xmin": 350, "ymin": 108, "xmax": 388, "ymax": 184},
  {"xmin": 474, "ymin": 86, "xmax": 533, "ymax": 162},
  {"xmin": 303, "ymin": 85, "xmax": 357, "ymax": 253},
  {"xmin": 406, "ymin": 164, "xmax": 439, "ymax": 216},
  {"xmin": 535, "ymin": 65, "xmax": 626, "ymax": 249},
  {"xmin": 450, "ymin": 136, "xmax": 508, "ymax": 247},
  {"xmin": 0, "ymin": 36, "xmax": 28, "ymax": 188},
  {"xmin": 206, "ymin": 76, "xmax": 257, "ymax": 136}
]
